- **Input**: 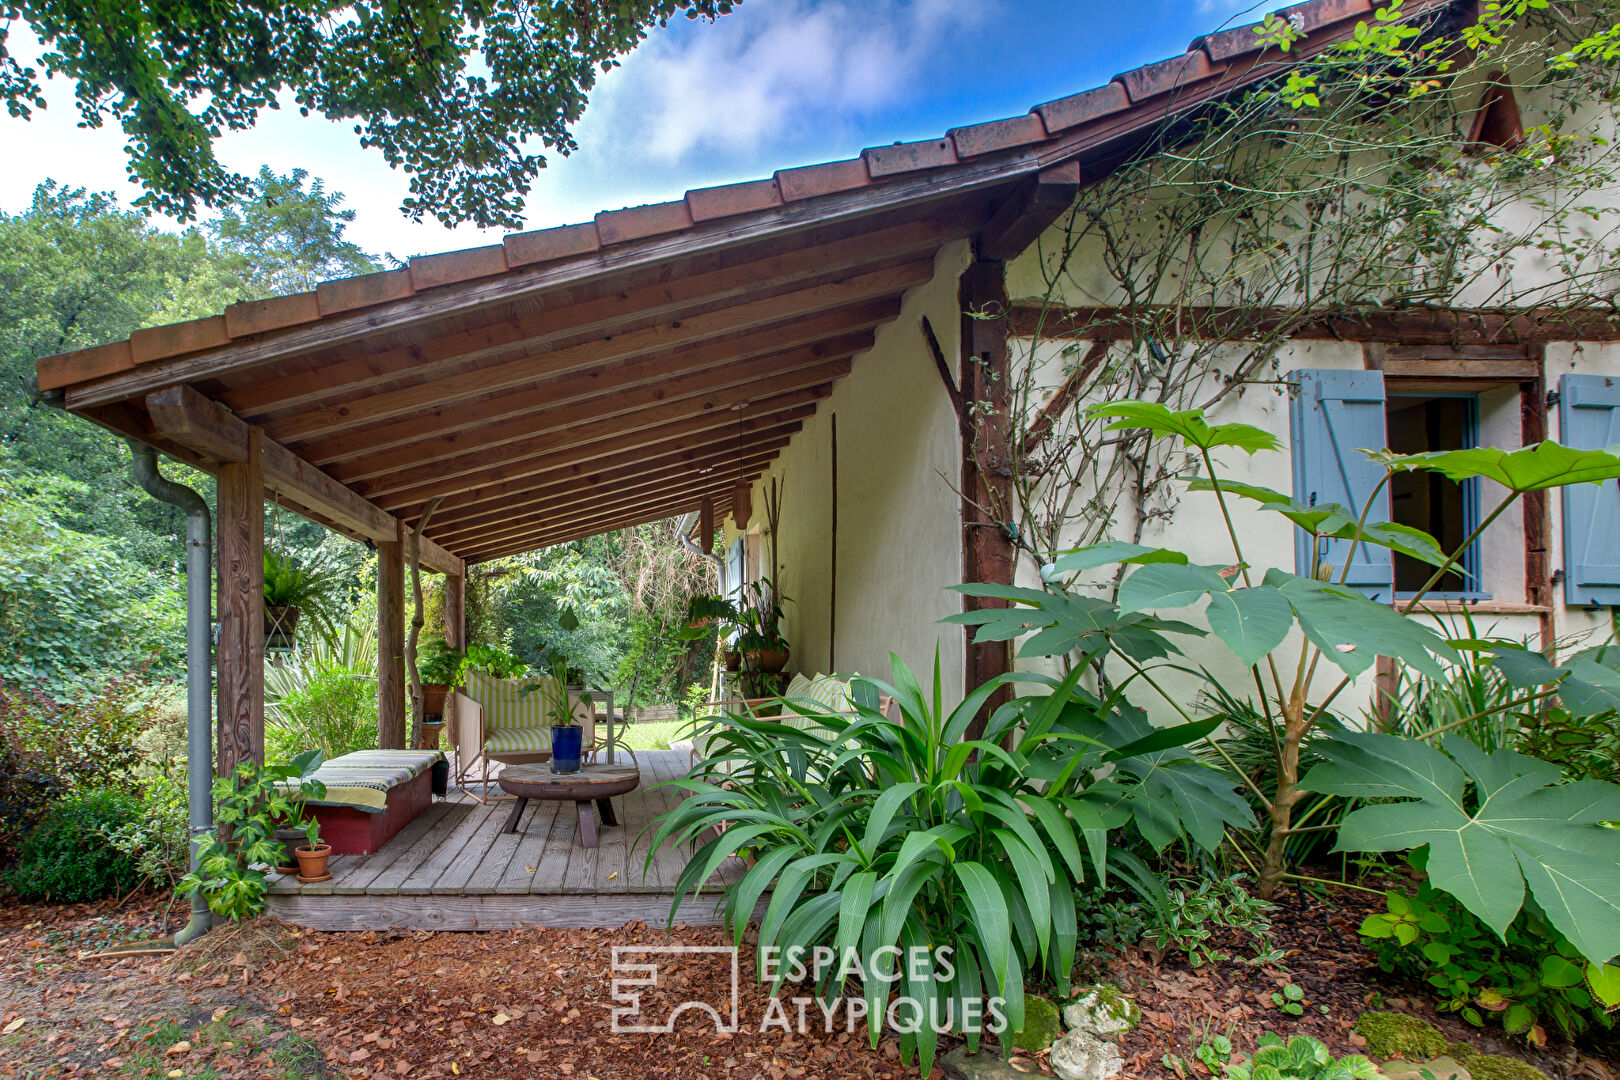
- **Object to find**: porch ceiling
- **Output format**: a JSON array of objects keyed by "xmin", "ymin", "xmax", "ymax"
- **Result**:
[{"xmin": 34, "ymin": 0, "xmax": 1455, "ymax": 566}]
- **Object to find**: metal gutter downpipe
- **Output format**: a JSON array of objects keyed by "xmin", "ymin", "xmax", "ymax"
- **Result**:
[{"xmin": 127, "ymin": 442, "xmax": 213, "ymax": 946}]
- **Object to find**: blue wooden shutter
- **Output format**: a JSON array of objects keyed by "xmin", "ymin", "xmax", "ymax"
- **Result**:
[
  {"xmin": 1290, "ymin": 369, "xmax": 1393, "ymax": 601},
  {"xmin": 726, "ymin": 538, "xmax": 745, "ymax": 602},
  {"xmin": 1559, "ymin": 373, "xmax": 1620, "ymax": 606}
]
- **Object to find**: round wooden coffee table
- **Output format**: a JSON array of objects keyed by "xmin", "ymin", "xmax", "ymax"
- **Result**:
[{"xmin": 496, "ymin": 762, "xmax": 640, "ymax": 848}]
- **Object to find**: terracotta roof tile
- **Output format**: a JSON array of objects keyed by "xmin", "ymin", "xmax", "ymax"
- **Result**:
[
  {"xmin": 1032, "ymin": 83, "xmax": 1131, "ymax": 134},
  {"xmin": 686, "ymin": 178, "xmax": 784, "ymax": 223},
  {"xmin": 504, "ymin": 222, "xmax": 601, "ymax": 267},
  {"xmin": 596, "ymin": 200, "xmax": 695, "ymax": 246},
  {"xmin": 774, "ymin": 157, "xmax": 872, "ymax": 202},
  {"xmin": 129, "ymin": 315, "xmax": 229, "ymax": 364},
  {"xmin": 949, "ymin": 113, "xmax": 1050, "ymax": 158},
  {"xmin": 224, "ymin": 292, "xmax": 321, "ymax": 339},
  {"xmin": 316, "ymin": 268, "xmax": 415, "ymax": 316},
  {"xmin": 1198, "ymin": 0, "xmax": 1373, "ymax": 61},
  {"xmin": 1113, "ymin": 49, "xmax": 1224, "ymax": 103},
  {"xmin": 409, "ymin": 244, "xmax": 509, "ymax": 290},
  {"xmin": 863, "ymin": 138, "xmax": 958, "ymax": 178}
]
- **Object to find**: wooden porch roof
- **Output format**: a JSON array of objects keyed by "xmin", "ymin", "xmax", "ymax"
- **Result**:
[{"xmin": 34, "ymin": 0, "xmax": 1451, "ymax": 567}]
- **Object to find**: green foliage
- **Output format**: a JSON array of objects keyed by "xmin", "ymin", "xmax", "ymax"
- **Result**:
[
  {"xmin": 1223, "ymin": 1034, "xmax": 1379, "ymax": 1080},
  {"xmin": 1350, "ymin": 1011, "xmax": 1448, "ymax": 1060},
  {"xmin": 4, "ymin": 788, "xmax": 144, "ymax": 902},
  {"xmin": 1145, "ymin": 877, "xmax": 1279, "ymax": 969},
  {"xmin": 1462, "ymin": 1055, "xmax": 1552, "ymax": 1080},
  {"xmin": 0, "ymin": 456, "xmax": 185, "ymax": 694},
  {"xmin": 0, "ymin": 673, "xmax": 149, "ymax": 859},
  {"xmin": 650, "ymin": 654, "xmax": 1228, "ymax": 1075},
  {"xmin": 264, "ymin": 664, "xmax": 379, "ymax": 764},
  {"xmin": 1486, "ymin": 643, "xmax": 1620, "ymax": 721},
  {"xmin": 1013, "ymin": 996, "xmax": 1062, "ymax": 1052},
  {"xmin": 102, "ymin": 768, "xmax": 190, "ymax": 891},
  {"xmin": 3, "ymin": 1, "xmax": 736, "ymax": 227},
  {"xmin": 1304, "ymin": 733, "xmax": 1620, "ymax": 965},
  {"xmin": 263, "ymin": 548, "xmax": 352, "ymax": 649},
  {"xmin": 1518, "ymin": 706, "xmax": 1620, "ymax": 784},
  {"xmin": 1271, "ymin": 984, "xmax": 1306, "ymax": 1016},
  {"xmin": 178, "ymin": 751, "xmax": 326, "ymax": 920},
  {"xmin": 416, "ymin": 639, "xmax": 464, "ymax": 687},
  {"xmin": 462, "ymin": 644, "xmax": 529, "ymax": 679},
  {"xmin": 1360, "ymin": 868, "xmax": 1620, "ymax": 1045}
]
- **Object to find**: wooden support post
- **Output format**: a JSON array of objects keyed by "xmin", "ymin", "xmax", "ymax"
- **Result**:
[
  {"xmin": 377, "ymin": 524, "xmax": 407, "ymax": 749},
  {"xmin": 959, "ymin": 259, "xmax": 1015, "ymax": 738},
  {"xmin": 216, "ymin": 427, "xmax": 265, "ymax": 776},
  {"xmin": 1522, "ymin": 350, "xmax": 1552, "ymax": 649},
  {"xmin": 445, "ymin": 573, "xmax": 466, "ymax": 651}
]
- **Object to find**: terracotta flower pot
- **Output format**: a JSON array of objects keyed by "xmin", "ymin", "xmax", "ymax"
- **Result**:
[
  {"xmin": 749, "ymin": 646, "xmax": 790, "ymax": 673},
  {"xmin": 723, "ymin": 649, "xmax": 742, "ymax": 672},
  {"xmin": 421, "ymin": 683, "xmax": 449, "ymax": 718},
  {"xmin": 295, "ymin": 843, "xmax": 332, "ymax": 882}
]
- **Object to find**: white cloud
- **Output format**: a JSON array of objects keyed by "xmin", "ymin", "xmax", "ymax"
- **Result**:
[{"xmin": 579, "ymin": 0, "xmax": 988, "ymax": 168}]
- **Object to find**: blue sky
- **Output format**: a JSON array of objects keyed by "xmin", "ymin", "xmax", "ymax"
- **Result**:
[{"xmin": 0, "ymin": 0, "xmax": 1263, "ymax": 261}]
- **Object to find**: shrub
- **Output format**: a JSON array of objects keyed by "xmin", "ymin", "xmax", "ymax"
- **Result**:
[
  {"xmin": 4, "ymin": 788, "xmax": 143, "ymax": 902},
  {"xmin": 265, "ymin": 664, "xmax": 378, "ymax": 764},
  {"xmin": 103, "ymin": 768, "xmax": 190, "ymax": 890},
  {"xmin": 1224, "ymin": 1034, "xmax": 1378, "ymax": 1080},
  {"xmin": 1145, "ymin": 876, "xmax": 1281, "ymax": 968},
  {"xmin": 1360, "ymin": 855, "xmax": 1620, "ymax": 1045},
  {"xmin": 0, "ymin": 673, "xmax": 150, "ymax": 860},
  {"xmin": 653, "ymin": 654, "xmax": 1243, "ymax": 1075}
]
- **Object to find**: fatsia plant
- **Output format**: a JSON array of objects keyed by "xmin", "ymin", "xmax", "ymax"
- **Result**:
[
  {"xmin": 951, "ymin": 399, "xmax": 1620, "ymax": 907},
  {"xmin": 646, "ymin": 654, "xmax": 1232, "ymax": 1074}
]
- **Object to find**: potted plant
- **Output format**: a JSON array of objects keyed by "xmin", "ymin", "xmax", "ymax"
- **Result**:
[
  {"xmin": 417, "ymin": 638, "xmax": 464, "ymax": 719},
  {"xmin": 263, "ymin": 549, "xmax": 348, "ymax": 650},
  {"xmin": 523, "ymin": 657, "xmax": 584, "ymax": 773},
  {"xmin": 736, "ymin": 578, "xmax": 790, "ymax": 673},
  {"xmin": 294, "ymin": 817, "xmax": 331, "ymax": 883},
  {"xmin": 683, "ymin": 594, "xmax": 736, "ymax": 633}
]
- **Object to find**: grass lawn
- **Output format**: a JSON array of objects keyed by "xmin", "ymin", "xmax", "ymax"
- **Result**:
[{"xmin": 612, "ymin": 718, "xmax": 694, "ymax": 752}]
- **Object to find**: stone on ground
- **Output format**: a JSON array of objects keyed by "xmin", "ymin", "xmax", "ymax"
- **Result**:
[
  {"xmin": 1462, "ymin": 1054, "xmax": 1552, "ymax": 1080},
  {"xmin": 939, "ymin": 1046, "xmax": 1034, "ymax": 1080},
  {"xmin": 1013, "ymin": 994, "xmax": 1063, "ymax": 1052},
  {"xmin": 1050, "ymin": 1029, "xmax": 1124, "ymax": 1080},
  {"xmin": 1353, "ymin": 1011, "xmax": 1449, "ymax": 1060},
  {"xmin": 1062, "ymin": 983, "xmax": 1140, "ymax": 1039}
]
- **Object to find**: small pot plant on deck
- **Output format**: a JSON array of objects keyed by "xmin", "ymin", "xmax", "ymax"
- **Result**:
[
  {"xmin": 416, "ymin": 639, "xmax": 464, "ymax": 742},
  {"xmin": 179, "ymin": 750, "xmax": 327, "ymax": 919}
]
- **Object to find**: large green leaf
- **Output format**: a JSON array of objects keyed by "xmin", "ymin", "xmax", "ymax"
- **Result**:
[
  {"xmin": 1047, "ymin": 541, "xmax": 1190, "ymax": 577},
  {"xmin": 1266, "ymin": 569, "xmax": 1457, "ymax": 678},
  {"xmin": 946, "ymin": 585, "xmax": 1200, "ymax": 663},
  {"xmin": 1117, "ymin": 562, "xmax": 1233, "ymax": 611},
  {"xmin": 1304, "ymin": 731, "xmax": 1620, "ymax": 964},
  {"xmin": 1487, "ymin": 645, "xmax": 1620, "ymax": 718},
  {"xmin": 1377, "ymin": 441, "xmax": 1620, "ymax": 492},
  {"xmin": 1204, "ymin": 585, "xmax": 1294, "ymax": 666},
  {"xmin": 1090, "ymin": 401, "xmax": 1282, "ymax": 454}
]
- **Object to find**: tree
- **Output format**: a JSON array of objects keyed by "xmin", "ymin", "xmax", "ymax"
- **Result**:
[{"xmin": 1, "ymin": 0, "xmax": 737, "ymax": 229}]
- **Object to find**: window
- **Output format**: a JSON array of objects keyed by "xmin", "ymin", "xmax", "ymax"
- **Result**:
[{"xmin": 1386, "ymin": 393, "xmax": 1483, "ymax": 598}]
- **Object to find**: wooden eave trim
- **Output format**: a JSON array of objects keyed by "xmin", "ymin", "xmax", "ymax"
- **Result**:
[{"xmin": 141, "ymin": 386, "xmax": 463, "ymax": 576}]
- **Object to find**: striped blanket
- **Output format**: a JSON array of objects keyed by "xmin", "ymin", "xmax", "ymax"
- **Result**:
[{"xmin": 277, "ymin": 749, "xmax": 445, "ymax": 812}]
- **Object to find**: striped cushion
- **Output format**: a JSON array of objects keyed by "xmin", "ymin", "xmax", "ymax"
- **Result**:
[
  {"xmin": 464, "ymin": 669, "xmax": 567, "ymax": 735},
  {"xmin": 483, "ymin": 726, "xmax": 553, "ymax": 755}
]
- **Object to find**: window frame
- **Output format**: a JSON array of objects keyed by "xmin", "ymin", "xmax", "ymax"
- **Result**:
[{"xmin": 1385, "ymin": 389, "xmax": 1489, "ymax": 603}]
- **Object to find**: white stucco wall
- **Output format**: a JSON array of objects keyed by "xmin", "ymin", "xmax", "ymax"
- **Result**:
[{"xmin": 725, "ymin": 240, "xmax": 973, "ymax": 701}]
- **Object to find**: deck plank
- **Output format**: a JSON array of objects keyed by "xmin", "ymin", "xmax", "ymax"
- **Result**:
[
  {"xmin": 495, "ymin": 799, "xmax": 562, "ymax": 894},
  {"xmin": 366, "ymin": 800, "xmax": 476, "ymax": 894},
  {"xmin": 431, "ymin": 799, "xmax": 511, "ymax": 894},
  {"xmin": 463, "ymin": 800, "xmax": 535, "ymax": 895},
  {"xmin": 332, "ymin": 800, "xmax": 460, "ymax": 895},
  {"xmin": 526, "ymin": 791, "xmax": 581, "ymax": 894},
  {"xmin": 398, "ymin": 799, "xmax": 499, "ymax": 894}
]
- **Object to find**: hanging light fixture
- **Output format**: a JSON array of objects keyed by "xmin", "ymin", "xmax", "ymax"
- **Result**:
[
  {"xmin": 731, "ymin": 404, "xmax": 752, "ymax": 529},
  {"xmin": 698, "ymin": 466, "xmax": 715, "ymax": 555}
]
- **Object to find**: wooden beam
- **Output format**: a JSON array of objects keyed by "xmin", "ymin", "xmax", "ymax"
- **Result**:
[
  {"xmin": 216, "ymin": 427, "xmax": 265, "ymax": 776},
  {"xmin": 960, "ymin": 261, "xmax": 1015, "ymax": 740},
  {"xmin": 1007, "ymin": 304, "xmax": 1620, "ymax": 345},
  {"xmin": 389, "ymin": 401, "xmax": 818, "ymax": 521},
  {"xmin": 365, "ymin": 385, "xmax": 831, "ymax": 507},
  {"xmin": 226, "ymin": 219, "xmax": 958, "ymax": 420},
  {"xmin": 378, "ymin": 525, "xmax": 407, "ymax": 749},
  {"xmin": 460, "ymin": 486, "xmax": 749, "ymax": 562},
  {"xmin": 425, "ymin": 435, "xmax": 796, "ymax": 543},
  {"xmin": 143, "ymin": 385, "xmax": 463, "ymax": 576},
  {"xmin": 432, "ymin": 444, "xmax": 788, "ymax": 549},
  {"xmin": 327, "ymin": 353, "xmax": 854, "ymax": 486},
  {"xmin": 976, "ymin": 161, "xmax": 1081, "ymax": 262},
  {"xmin": 286, "ymin": 279, "xmax": 909, "ymax": 462}
]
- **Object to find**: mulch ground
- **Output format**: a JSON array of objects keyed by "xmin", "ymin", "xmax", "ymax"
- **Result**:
[{"xmin": 2, "ymin": 885, "xmax": 1613, "ymax": 1080}]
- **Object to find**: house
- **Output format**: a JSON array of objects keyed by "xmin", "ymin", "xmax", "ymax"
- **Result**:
[{"xmin": 31, "ymin": 0, "xmax": 1620, "ymax": 926}]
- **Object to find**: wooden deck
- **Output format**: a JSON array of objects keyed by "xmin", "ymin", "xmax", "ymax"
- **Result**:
[{"xmin": 266, "ymin": 749, "xmax": 742, "ymax": 931}]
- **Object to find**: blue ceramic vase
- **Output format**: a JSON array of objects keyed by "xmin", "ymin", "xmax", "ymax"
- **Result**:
[{"xmin": 550, "ymin": 725, "xmax": 583, "ymax": 773}]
